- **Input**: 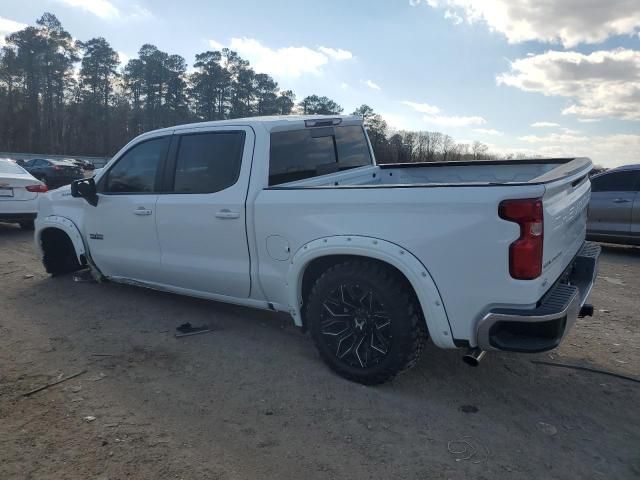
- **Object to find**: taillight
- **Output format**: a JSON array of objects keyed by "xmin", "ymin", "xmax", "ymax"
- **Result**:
[
  {"xmin": 499, "ymin": 198, "xmax": 544, "ymax": 280},
  {"xmin": 25, "ymin": 184, "xmax": 48, "ymax": 193}
]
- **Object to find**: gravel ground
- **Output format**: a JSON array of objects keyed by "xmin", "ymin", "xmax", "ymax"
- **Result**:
[{"xmin": 1, "ymin": 222, "xmax": 638, "ymax": 479}]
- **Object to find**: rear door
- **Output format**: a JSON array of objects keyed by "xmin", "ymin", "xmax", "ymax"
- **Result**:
[
  {"xmin": 588, "ymin": 170, "xmax": 639, "ymax": 239},
  {"xmin": 154, "ymin": 126, "xmax": 254, "ymax": 298}
]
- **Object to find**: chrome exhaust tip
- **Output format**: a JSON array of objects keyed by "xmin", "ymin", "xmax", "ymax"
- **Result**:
[{"xmin": 463, "ymin": 348, "xmax": 486, "ymax": 367}]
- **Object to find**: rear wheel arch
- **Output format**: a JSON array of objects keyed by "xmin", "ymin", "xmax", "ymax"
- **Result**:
[{"xmin": 286, "ymin": 236, "xmax": 455, "ymax": 349}]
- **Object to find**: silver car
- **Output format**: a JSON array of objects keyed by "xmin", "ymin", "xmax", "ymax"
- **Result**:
[{"xmin": 587, "ymin": 164, "xmax": 640, "ymax": 246}]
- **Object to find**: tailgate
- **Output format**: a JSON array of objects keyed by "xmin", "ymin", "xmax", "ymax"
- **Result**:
[{"xmin": 541, "ymin": 162, "xmax": 592, "ymax": 279}]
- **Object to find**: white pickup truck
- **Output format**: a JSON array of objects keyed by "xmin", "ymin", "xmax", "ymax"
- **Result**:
[{"xmin": 35, "ymin": 115, "xmax": 600, "ymax": 384}]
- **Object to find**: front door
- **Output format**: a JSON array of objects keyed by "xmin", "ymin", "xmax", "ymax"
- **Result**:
[
  {"xmin": 154, "ymin": 126, "xmax": 254, "ymax": 298},
  {"xmin": 84, "ymin": 135, "xmax": 171, "ymax": 282}
]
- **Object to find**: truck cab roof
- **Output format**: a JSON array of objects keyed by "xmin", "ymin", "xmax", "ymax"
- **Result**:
[{"xmin": 138, "ymin": 115, "xmax": 363, "ymax": 139}]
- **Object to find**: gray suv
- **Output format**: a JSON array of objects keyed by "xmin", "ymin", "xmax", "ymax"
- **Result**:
[{"xmin": 587, "ymin": 164, "xmax": 640, "ymax": 246}]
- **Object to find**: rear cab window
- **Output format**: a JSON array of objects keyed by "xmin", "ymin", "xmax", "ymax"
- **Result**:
[{"xmin": 269, "ymin": 124, "xmax": 372, "ymax": 186}]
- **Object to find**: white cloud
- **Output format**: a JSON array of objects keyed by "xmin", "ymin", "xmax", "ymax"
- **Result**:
[
  {"xmin": 423, "ymin": 114, "xmax": 486, "ymax": 127},
  {"xmin": 401, "ymin": 100, "xmax": 441, "ymax": 114},
  {"xmin": 516, "ymin": 132, "xmax": 640, "ymax": 168},
  {"xmin": 0, "ymin": 16, "xmax": 27, "ymax": 46},
  {"xmin": 577, "ymin": 118, "xmax": 601, "ymax": 123},
  {"xmin": 54, "ymin": 0, "xmax": 152, "ymax": 21},
  {"xmin": 340, "ymin": 82, "xmax": 350, "ymax": 90},
  {"xmin": 117, "ymin": 51, "xmax": 131, "ymax": 65},
  {"xmin": 364, "ymin": 79, "xmax": 381, "ymax": 90},
  {"xmin": 530, "ymin": 122, "xmax": 560, "ymax": 128},
  {"xmin": 209, "ymin": 38, "xmax": 353, "ymax": 78},
  {"xmin": 443, "ymin": 9, "xmax": 463, "ymax": 25},
  {"xmin": 318, "ymin": 46, "xmax": 353, "ymax": 61},
  {"xmin": 56, "ymin": 0, "xmax": 120, "ymax": 19},
  {"xmin": 561, "ymin": 127, "xmax": 581, "ymax": 135},
  {"xmin": 473, "ymin": 128, "xmax": 503, "ymax": 136},
  {"xmin": 402, "ymin": 100, "xmax": 486, "ymax": 127},
  {"xmin": 378, "ymin": 112, "xmax": 413, "ymax": 131},
  {"xmin": 416, "ymin": 0, "xmax": 640, "ymax": 47},
  {"xmin": 498, "ymin": 49, "xmax": 640, "ymax": 121},
  {"xmin": 208, "ymin": 39, "xmax": 224, "ymax": 50},
  {"xmin": 519, "ymin": 133, "xmax": 587, "ymax": 144}
]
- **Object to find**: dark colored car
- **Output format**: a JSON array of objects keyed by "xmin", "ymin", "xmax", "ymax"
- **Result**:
[
  {"xmin": 587, "ymin": 164, "xmax": 640, "ymax": 246},
  {"xmin": 22, "ymin": 158, "xmax": 84, "ymax": 189},
  {"xmin": 66, "ymin": 157, "xmax": 96, "ymax": 171},
  {"xmin": 8, "ymin": 158, "xmax": 26, "ymax": 167}
]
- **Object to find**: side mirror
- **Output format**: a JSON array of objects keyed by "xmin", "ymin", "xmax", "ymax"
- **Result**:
[{"xmin": 71, "ymin": 178, "xmax": 99, "ymax": 207}]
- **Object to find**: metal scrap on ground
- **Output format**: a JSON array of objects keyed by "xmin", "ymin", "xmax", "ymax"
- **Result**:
[
  {"xmin": 21, "ymin": 369, "xmax": 88, "ymax": 397},
  {"xmin": 175, "ymin": 322, "xmax": 212, "ymax": 338}
]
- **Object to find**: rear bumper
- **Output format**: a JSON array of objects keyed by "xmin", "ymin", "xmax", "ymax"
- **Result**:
[{"xmin": 477, "ymin": 241, "xmax": 600, "ymax": 353}]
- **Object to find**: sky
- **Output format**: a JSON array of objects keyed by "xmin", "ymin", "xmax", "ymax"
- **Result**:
[{"xmin": 1, "ymin": 0, "xmax": 639, "ymax": 168}]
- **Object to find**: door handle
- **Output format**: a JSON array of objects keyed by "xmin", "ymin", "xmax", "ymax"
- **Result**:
[
  {"xmin": 215, "ymin": 209, "xmax": 240, "ymax": 219},
  {"xmin": 613, "ymin": 198, "xmax": 630, "ymax": 203},
  {"xmin": 134, "ymin": 207, "xmax": 152, "ymax": 216}
]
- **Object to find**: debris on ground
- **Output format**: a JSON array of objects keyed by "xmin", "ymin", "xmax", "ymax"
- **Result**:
[
  {"xmin": 21, "ymin": 369, "xmax": 88, "ymax": 397},
  {"xmin": 537, "ymin": 422, "xmax": 558, "ymax": 436},
  {"xmin": 175, "ymin": 322, "xmax": 211, "ymax": 338},
  {"xmin": 459, "ymin": 405, "xmax": 478, "ymax": 414},
  {"xmin": 447, "ymin": 436, "xmax": 490, "ymax": 464},
  {"xmin": 531, "ymin": 360, "xmax": 640, "ymax": 383},
  {"xmin": 83, "ymin": 416, "xmax": 96, "ymax": 422},
  {"xmin": 73, "ymin": 270, "xmax": 97, "ymax": 283},
  {"xmin": 23, "ymin": 274, "xmax": 34, "ymax": 279},
  {"xmin": 599, "ymin": 276, "xmax": 625, "ymax": 286}
]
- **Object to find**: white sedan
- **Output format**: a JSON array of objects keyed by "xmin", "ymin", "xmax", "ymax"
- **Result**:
[{"xmin": 0, "ymin": 158, "xmax": 48, "ymax": 230}]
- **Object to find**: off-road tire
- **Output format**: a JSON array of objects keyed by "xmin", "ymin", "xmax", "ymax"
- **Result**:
[{"xmin": 305, "ymin": 260, "xmax": 427, "ymax": 385}]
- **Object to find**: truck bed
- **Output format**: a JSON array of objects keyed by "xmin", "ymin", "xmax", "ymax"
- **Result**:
[
  {"xmin": 257, "ymin": 155, "xmax": 592, "ymax": 347},
  {"xmin": 270, "ymin": 158, "xmax": 591, "ymax": 189}
]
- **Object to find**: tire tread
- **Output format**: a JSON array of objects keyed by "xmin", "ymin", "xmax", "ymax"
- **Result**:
[{"xmin": 306, "ymin": 260, "xmax": 427, "ymax": 385}]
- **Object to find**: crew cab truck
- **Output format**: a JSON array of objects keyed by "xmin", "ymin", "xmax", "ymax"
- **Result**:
[{"xmin": 35, "ymin": 115, "xmax": 600, "ymax": 384}]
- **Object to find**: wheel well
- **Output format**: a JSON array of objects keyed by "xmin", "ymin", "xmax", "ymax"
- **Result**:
[
  {"xmin": 40, "ymin": 228, "xmax": 84, "ymax": 269},
  {"xmin": 300, "ymin": 254, "xmax": 422, "ymax": 325}
]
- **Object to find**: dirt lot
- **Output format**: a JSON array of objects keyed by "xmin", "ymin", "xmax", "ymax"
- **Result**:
[{"xmin": 1, "ymin": 223, "xmax": 638, "ymax": 480}]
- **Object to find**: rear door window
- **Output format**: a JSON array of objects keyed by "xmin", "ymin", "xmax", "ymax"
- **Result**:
[
  {"xmin": 591, "ymin": 171, "xmax": 639, "ymax": 192},
  {"xmin": 172, "ymin": 131, "xmax": 245, "ymax": 194},
  {"xmin": 269, "ymin": 125, "xmax": 371, "ymax": 186}
]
